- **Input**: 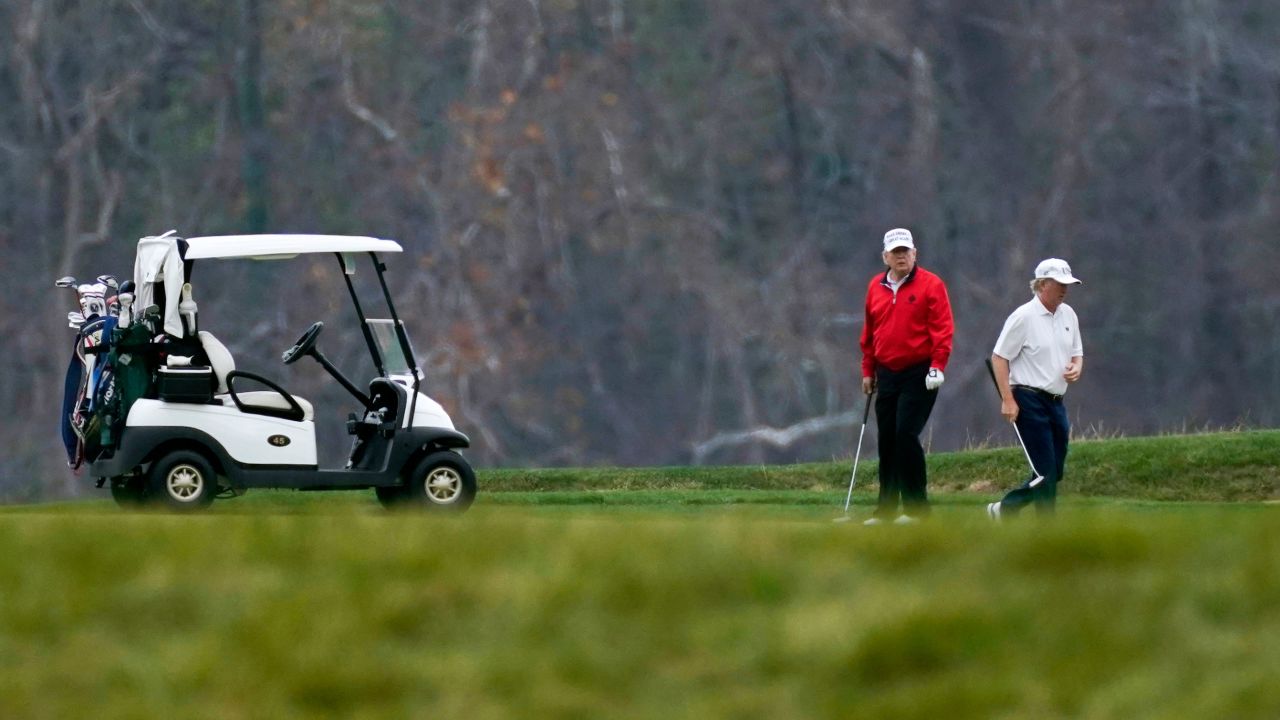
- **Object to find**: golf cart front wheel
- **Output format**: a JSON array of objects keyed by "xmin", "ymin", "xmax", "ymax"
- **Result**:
[
  {"xmin": 147, "ymin": 450, "xmax": 217, "ymax": 511},
  {"xmin": 404, "ymin": 451, "xmax": 476, "ymax": 512}
]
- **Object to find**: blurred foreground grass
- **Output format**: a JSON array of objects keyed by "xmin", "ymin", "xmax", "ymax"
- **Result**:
[{"xmin": 2, "ymin": 505, "xmax": 1278, "ymax": 719}]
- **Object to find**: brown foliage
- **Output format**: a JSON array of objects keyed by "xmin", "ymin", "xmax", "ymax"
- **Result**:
[{"xmin": 2, "ymin": 0, "xmax": 1279, "ymax": 496}]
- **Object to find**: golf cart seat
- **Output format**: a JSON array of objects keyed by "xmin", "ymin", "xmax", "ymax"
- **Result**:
[{"xmin": 198, "ymin": 331, "xmax": 314, "ymax": 422}]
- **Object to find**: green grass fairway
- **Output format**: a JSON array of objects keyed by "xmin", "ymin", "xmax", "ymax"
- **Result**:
[
  {"xmin": 2, "ymin": 430, "xmax": 1278, "ymax": 717},
  {"xmin": 1, "ymin": 507, "xmax": 1278, "ymax": 718}
]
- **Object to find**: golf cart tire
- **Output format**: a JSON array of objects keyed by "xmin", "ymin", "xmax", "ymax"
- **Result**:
[
  {"xmin": 374, "ymin": 485, "xmax": 407, "ymax": 509},
  {"xmin": 402, "ymin": 451, "xmax": 476, "ymax": 512},
  {"xmin": 148, "ymin": 450, "xmax": 218, "ymax": 511},
  {"xmin": 110, "ymin": 476, "xmax": 149, "ymax": 508}
]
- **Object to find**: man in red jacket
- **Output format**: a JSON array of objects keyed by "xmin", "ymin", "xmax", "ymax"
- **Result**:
[{"xmin": 859, "ymin": 228, "xmax": 954, "ymax": 525}]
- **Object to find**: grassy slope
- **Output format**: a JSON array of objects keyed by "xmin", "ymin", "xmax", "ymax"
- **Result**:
[
  {"xmin": 13, "ymin": 429, "xmax": 1276, "ymax": 513},
  {"xmin": 475, "ymin": 429, "xmax": 1280, "ymax": 502}
]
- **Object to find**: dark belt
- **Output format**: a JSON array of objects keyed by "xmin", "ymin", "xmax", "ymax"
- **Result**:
[{"xmin": 1012, "ymin": 385, "xmax": 1064, "ymax": 402}]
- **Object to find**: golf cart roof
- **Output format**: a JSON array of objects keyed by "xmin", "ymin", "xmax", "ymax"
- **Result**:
[{"xmin": 183, "ymin": 234, "xmax": 403, "ymax": 260}]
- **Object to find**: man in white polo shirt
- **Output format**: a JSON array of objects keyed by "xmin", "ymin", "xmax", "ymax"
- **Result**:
[{"xmin": 987, "ymin": 258, "xmax": 1084, "ymax": 518}]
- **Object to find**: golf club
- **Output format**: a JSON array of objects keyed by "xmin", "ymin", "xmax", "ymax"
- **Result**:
[
  {"xmin": 98, "ymin": 275, "xmax": 121, "ymax": 316},
  {"xmin": 985, "ymin": 358, "xmax": 1044, "ymax": 487},
  {"xmin": 833, "ymin": 390, "xmax": 875, "ymax": 523},
  {"xmin": 57, "ymin": 277, "xmax": 84, "ymax": 328}
]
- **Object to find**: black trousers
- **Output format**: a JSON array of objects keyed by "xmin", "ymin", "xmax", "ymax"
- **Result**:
[
  {"xmin": 999, "ymin": 387, "xmax": 1070, "ymax": 516},
  {"xmin": 873, "ymin": 362, "xmax": 939, "ymax": 518}
]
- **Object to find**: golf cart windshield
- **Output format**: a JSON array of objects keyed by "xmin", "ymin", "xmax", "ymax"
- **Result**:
[{"xmin": 367, "ymin": 319, "xmax": 413, "ymax": 376}]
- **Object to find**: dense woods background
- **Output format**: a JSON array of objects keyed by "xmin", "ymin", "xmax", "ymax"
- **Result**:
[{"xmin": 2, "ymin": 0, "xmax": 1278, "ymax": 500}]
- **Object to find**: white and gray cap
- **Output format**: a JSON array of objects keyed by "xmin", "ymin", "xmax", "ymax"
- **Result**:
[{"xmin": 1034, "ymin": 258, "xmax": 1082, "ymax": 285}]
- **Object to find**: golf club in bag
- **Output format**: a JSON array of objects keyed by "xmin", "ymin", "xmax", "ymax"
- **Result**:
[
  {"xmin": 833, "ymin": 391, "xmax": 875, "ymax": 523},
  {"xmin": 984, "ymin": 358, "xmax": 1044, "ymax": 487}
]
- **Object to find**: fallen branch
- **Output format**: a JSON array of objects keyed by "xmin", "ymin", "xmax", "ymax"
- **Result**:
[{"xmin": 692, "ymin": 409, "xmax": 861, "ymax": 465}]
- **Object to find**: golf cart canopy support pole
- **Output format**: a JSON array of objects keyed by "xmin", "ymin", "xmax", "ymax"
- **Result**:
[
  {"xmin": 336, "ymin": 252, "xmax": 385, "ymax": 378},
  {"xmin": 368, "ymin": 251, "xmax": 422, "ymax": 427}
]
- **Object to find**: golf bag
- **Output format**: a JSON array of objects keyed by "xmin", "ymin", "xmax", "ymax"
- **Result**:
[
  {"xmin": 58, "ymin": 280, "xmax": 119, "ymax": 468},
  {"xmin": 56, "ymin": 232, "xmax": 228, "ymax": 482},
  {"xmin": 100, "ymin": 318, "xmax": 164, "ymax": 448},
  {"xmin": 58, "ymin": 234, "xmax": 204, "ymax": 468}
]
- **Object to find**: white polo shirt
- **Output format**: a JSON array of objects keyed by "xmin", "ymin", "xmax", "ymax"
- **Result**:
[{"xmin": 992, "ymin": 297, "xmax": 1083, "ymax": 397}]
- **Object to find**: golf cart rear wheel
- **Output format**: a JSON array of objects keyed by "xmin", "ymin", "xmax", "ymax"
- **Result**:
[
  {"xmin": 374, "ymin": 485, "xmax": 407, "ymax": 509},
  {"xmin": 147, "ymin": 450, "xmax": 217, "ymax": 511},
  {"xmin": 404, "ymin": 451, "xmax": 476, "ymax": 512},
  {"xmin": 110, "ymin": 476, "xmax": 149, "ymax": 508}
]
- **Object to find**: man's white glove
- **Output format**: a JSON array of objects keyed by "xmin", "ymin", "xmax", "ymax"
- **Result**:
[{"xmin": 925, "ymin": 367, "xmax": 944, "ymax": 390}]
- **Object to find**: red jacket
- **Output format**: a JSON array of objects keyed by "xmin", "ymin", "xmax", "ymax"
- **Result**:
[{"xmin": 860, "ymin": 265, "xmax": 954, "ymax": 377}]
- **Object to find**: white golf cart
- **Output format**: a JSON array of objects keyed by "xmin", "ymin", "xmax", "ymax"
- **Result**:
[{"xmin": 86, "ymin": 233, "xmax": 476, "ymax": 512}]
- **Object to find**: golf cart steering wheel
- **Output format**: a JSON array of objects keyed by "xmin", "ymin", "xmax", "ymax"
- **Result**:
[{"xmin": 282, "ymin": 322, "xmax": 324, "ymax": 364}]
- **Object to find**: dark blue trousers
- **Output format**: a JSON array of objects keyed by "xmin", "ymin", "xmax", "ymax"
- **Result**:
[
  {"xmin": 873, "ymin": 362, "xmax": 938, "ymax": 518},
  {"xmin": 999, "ymin": 387, "xmax": 1070, "ymax": 515}
]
